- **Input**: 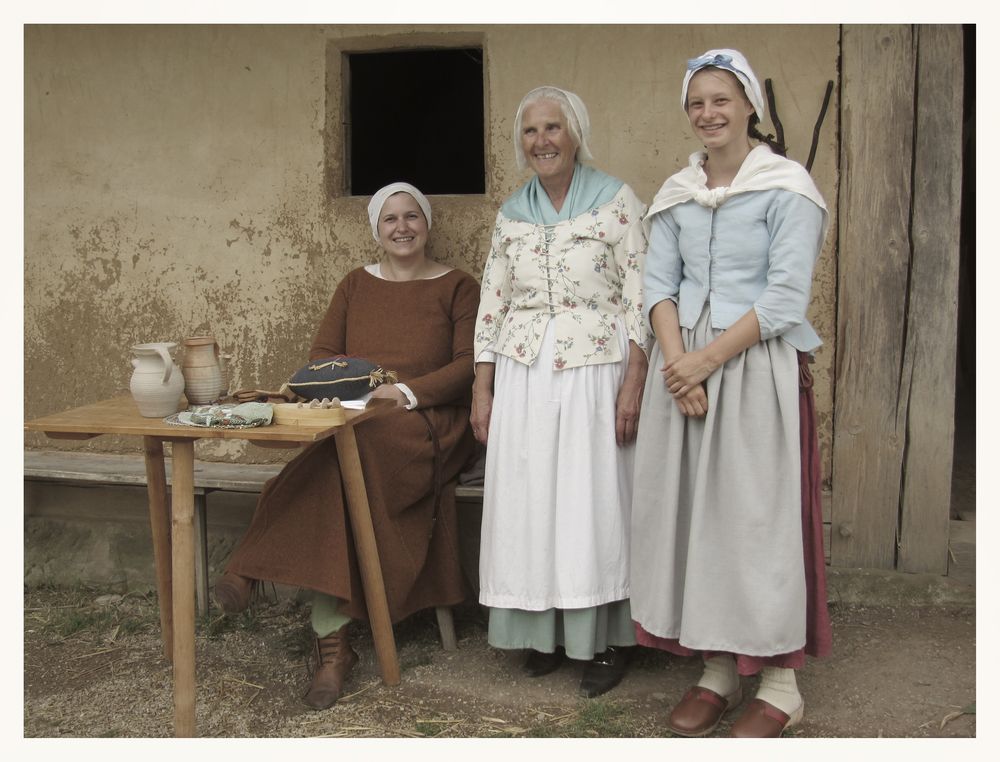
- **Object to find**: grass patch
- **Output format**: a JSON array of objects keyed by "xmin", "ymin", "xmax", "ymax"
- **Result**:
[
  {"xmin": 117, "ymin": 616, "xmax": 148, "ymax": 636},
  {"xmin": 413, "ymin": 721, "xmax": 443, "ymax": 737},
  {"xmin": 51, "ymin": 608, "xmax": 113, "ymax": 639},
  {"xmin": 203, "ymin": 608, "xmax": 263, "ymax": 638},
  {"xmin": 523, "ymin": 701, "xmax": 639, "ymax": 738},
  {"xmin": 570, "ymin": 701, "xmax": 636, "ymax": 737},
  {"xmin": 26, "ymin": 584, "xmax": 162, "ymax": 645},
  {"xmin": 46, "ymin": 607, "xmax": 119, "ymax": 640}
]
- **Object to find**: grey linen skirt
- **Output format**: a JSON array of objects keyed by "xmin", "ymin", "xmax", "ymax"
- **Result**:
[{"xmin": 629, "ymin": 305, "xmax": 807, "ymax": 657}]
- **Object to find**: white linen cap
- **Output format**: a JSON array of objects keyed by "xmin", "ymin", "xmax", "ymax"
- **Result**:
[
  {"xmin": 513, "ymin": 85, "xmax": 594, "ymax": 171},
  {"xmin": 367, "ymin": 182, "xmax": 432, "ymax": 242},
  {"xmin": 681, "ymin": 49, "xmax": 765, "ymax": 119}
]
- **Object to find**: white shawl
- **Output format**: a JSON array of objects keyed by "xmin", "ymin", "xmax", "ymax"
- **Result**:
[{"xmin": 644, "ymin": 146, "xmax": 829, "ymax": 242}]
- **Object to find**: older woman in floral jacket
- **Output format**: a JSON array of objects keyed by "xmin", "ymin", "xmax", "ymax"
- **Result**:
[{"xmin": 470, "ymin": 85, "xmax": 649, "ymax": 698}]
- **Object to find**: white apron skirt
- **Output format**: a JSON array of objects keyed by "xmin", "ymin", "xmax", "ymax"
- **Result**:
[
  {"xmin": 479, "ymin": 318, "xmax": 633, "ymax": 611},
  {"xmin": 630, "ymin": 304, "xmax": 807, "ymax": 656}
]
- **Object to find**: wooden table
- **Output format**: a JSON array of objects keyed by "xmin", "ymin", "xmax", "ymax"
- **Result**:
[{"xmin": 24, "ymin": 395, "xmax": 399, "ymax": 737}]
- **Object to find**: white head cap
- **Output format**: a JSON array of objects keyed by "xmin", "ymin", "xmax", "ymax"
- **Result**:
[
  {"xmin": 367, "ymin": 182, "xmax": 432, "ymax": 242},
  {"xmin": 512, "ymin": 85, "xmax": 594, "ymax": 171},
  {"xmin": 681, "ymin": 49, "xmax": 765, "ymax": 119}
]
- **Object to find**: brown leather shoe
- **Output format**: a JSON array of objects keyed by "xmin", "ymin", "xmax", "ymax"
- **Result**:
[
  {"xmin": 667, "ymin": 684, "xmax": 743, "ymax": 737},
  {"xmin": 213, "ymin": 572, "xmax": 255, "ymax": 614},
  {"xmin": 303, "ymin": 625, "xmax": 359, "ymax": 710},
  {"xmin": 729, "ymin": 698, "xmax": 803, "ymax": 738}
]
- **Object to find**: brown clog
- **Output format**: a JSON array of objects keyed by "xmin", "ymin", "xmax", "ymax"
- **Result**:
[
  {"xmin": 667, "ymin": 684, "xmax": 743, "ymax": 737},
  {"xmin": 729, "ymin": 698, "xmax": 804, "ymax": 738}
]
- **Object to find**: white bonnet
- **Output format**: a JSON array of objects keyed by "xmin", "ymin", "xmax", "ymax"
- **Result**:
[
  {"xmin": 681, "ymin": 49, "xmax": 765, "ymax": 119},
  {"xmin": 513, "ymin": 85, "xmax": 594, "ymax": 171},
  {"xmin": 367, "ymin": 182, "xmax": 432, "ymax": 242}
]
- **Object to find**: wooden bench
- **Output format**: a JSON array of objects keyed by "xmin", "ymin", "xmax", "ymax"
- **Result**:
[{"xmin": 24, "ymin": 449, "xmax": 484, "ymax": 647}]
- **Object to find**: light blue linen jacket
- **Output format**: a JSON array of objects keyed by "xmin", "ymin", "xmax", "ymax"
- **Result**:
[{"xmin": 644, "ymin": 188, "xmax": 825, "ymax": 352}]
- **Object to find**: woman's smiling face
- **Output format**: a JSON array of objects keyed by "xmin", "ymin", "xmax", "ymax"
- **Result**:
[
  {"xmin": 377, "ymin": 192, "xmax": 428, "ymax": 259},
  {"xmin": 520, "ymin": 98, "xmax": 578, "ymax": 184},
  {"xmin": 685, "ymin": 68, "xmax": 755, "ymax": 151}
]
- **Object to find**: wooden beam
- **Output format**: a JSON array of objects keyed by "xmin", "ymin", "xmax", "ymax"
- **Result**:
[
  {"xmin": 832, "ymin": 25, "xmax": 915, "ymax": 569},
  {"xmin": 898, "ymin": 25, "xmax": 964, "ymax": 573}
]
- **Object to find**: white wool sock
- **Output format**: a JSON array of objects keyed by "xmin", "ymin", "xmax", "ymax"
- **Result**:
[
  {"xmin": 755, "ymin": 667, "xmax": 803, "ymax": 715},
  {"xmin": 695, "ymin": 654, "xmax": 740, "ymax": 698}
]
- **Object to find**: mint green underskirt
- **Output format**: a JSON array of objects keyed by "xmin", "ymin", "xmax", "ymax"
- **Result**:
[
  {"xmin": 311, "ymin": 593, "xmax": 350, "ymax": 637},
  {"xmin": 487, "ymin": 600, "xmax": 636, "ymax": 661}
]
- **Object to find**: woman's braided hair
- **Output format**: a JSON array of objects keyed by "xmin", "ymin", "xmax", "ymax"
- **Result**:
[{"xmin": 748, "ymin": 114, "xmax": 787, "ymax": 156}]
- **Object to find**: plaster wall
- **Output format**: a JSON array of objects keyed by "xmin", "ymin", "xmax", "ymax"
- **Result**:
[{"xmin": 25, "ymin": 24, "xmax": 839, "ymax": 477}]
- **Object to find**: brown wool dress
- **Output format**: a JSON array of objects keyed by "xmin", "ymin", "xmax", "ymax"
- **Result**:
[{"xmin": 225, "ymin": 267, "xmax": 480, "ymax": 623}]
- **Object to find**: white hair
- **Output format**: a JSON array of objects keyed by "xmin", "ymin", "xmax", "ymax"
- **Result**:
[{"xmin": 512, "ymin": 86, "xmax": 594, "ymax": 171}]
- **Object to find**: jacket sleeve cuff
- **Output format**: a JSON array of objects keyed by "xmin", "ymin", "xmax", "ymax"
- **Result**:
[
  {"xmin": 395, "ymin": 383, "xmax": 418, "ymax": 410},
  {"xmin": 753, "ymin": 303, "xmax": 799, "ymax": 341}
]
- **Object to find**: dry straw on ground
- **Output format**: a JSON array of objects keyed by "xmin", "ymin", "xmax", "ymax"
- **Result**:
[{"xmin": 24, "ymin": 584, "xmax": 975, "ymax": 739}]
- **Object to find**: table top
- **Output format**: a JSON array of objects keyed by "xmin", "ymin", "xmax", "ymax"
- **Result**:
[{"xmin": 24, "ymin": 395, "xmax": 392, "ymax": 443}]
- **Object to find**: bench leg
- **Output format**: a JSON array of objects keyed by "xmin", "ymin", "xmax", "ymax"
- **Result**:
[
  {"xmin": 436, "ymin": 606, "xmax": 457, "ymax": 651},
  {"xmin": 193, "ymin": 493, "xmax": 209, "ymax": 617}
]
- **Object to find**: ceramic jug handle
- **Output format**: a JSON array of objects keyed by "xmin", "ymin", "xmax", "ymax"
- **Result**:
[{"xmin": 155, "ymin": 345, "xmax": 173, "ymax": 384}]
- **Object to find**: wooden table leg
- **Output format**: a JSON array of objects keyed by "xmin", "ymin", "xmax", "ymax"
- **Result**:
[
  {"xmin": 142, "ymin": 437, "xmax": 173, "ymax": 661},
  {"xmin": 193, "ymin": 491, "xmax": 210, "ymax": 617},
  {"xmin": 169, "ymin": 440, "xmax": 197, "ymax": 737},
  {"xmin": 334, "ymin": 425, "xmax": 401, "ymax": 686}
]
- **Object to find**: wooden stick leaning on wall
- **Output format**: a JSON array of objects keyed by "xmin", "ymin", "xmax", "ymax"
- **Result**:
[{"xmin": 806, "ymin": 81, "xmax": 835, "ymax": 173}]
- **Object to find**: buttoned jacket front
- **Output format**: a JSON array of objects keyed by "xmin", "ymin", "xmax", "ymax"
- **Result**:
[
  {"xmin": 474, "ymin": 184, "xmax": 649, "ymax": 370},
  {"xmin": 645, "ymin": 188, "xmax": 826, "ymax": 352}
]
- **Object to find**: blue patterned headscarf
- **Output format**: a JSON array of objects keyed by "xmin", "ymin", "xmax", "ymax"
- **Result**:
[{"xmin": 681, "ymin": 49, "xmax": 765, "ymax": 119}]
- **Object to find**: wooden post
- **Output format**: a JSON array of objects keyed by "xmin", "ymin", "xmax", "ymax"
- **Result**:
[
  {"xmin": 334, "ymin": 424, "xmax": 401, "ymax": 686},
  {"xmin": 832, "ymin": 25, "xmax": 916, "ymax": 569},
  {"xmin": 170, "ymin": 440, "xmax": 198, "ymax": 737},
  {"xmin": 898, "ymin": 25, "xmax": 964, "ymax": 574},
  {"xmin": 142, "ymin": 436, "xmax": 173, "ymax": 660}
]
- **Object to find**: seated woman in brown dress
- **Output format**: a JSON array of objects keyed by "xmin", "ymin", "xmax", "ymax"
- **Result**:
[{"xmin": 213, "ymin": 182, "xmax": 480, "ymax": 710}]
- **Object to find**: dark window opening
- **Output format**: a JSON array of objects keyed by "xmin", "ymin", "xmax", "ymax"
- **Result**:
[{"xmin": 347, "ymin": 48, "xmax": 485, "ymax": 196}]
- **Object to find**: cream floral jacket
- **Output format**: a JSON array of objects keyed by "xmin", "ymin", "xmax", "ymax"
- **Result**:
[{"xmin": 474, "ymin": 185, "xmax": 649, "ymax": 370}]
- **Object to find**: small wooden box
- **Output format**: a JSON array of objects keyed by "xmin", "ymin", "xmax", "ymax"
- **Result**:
[{"xmin": 270, "ymin": 403, "xmax": 346, "ymax": 427}]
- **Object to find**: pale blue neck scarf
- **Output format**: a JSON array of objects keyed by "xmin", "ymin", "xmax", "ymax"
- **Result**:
[{"xmin": 501, "ymin": 163, "xmax": 623, "ymax": 225}]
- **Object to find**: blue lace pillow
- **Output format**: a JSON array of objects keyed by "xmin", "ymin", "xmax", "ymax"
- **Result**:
[{"xmin": 287, "ymin": 356, "xmax": 398, "ymax": 401}]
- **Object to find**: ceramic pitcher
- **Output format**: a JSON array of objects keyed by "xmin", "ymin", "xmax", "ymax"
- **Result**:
[
  {"xmin": 130, "ymin": 342, "xmax": 185, "ymax": 417},
  {"xmin": 182, "ymin": 336, "xmax": 225, "ymax": 404}
]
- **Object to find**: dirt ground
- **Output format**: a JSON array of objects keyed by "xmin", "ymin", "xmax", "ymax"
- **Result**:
[{"xmin": 23, "ymin": 585, "xmax": 975, "ymax": 740}]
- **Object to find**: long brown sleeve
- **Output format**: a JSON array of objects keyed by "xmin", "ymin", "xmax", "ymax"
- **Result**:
[{"xmin": 308, "ymin": 279, "xmax": 349, "ymax": 361}]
